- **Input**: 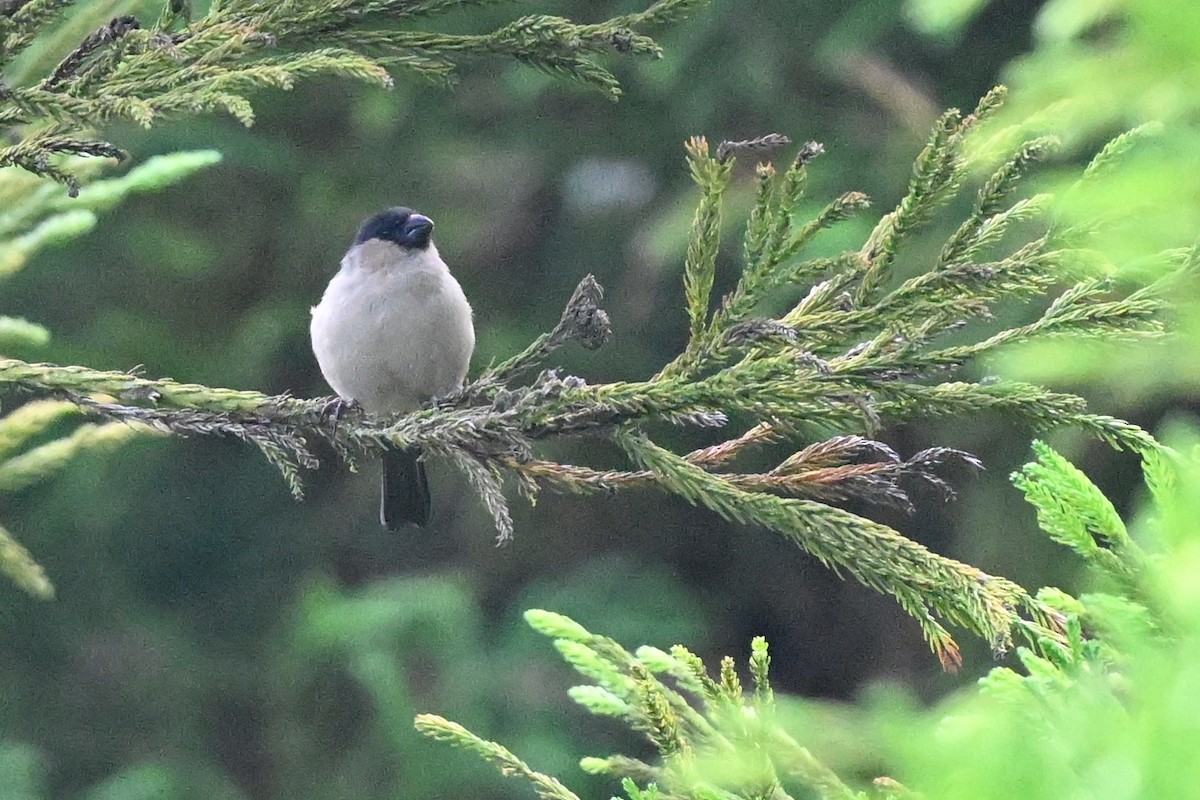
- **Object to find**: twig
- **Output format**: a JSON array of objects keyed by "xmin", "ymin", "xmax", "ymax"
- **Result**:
[
  {"xmin": 464, "ymin": 274, "xmax": 611, "ymax": 399},
  {"xmin": 42, "ymin": 16, "xmax": 141, "ymax": 90}
]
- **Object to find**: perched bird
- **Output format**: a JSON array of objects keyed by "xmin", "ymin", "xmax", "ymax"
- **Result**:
[{"xmin": 310, "ymin": 207, "xmax": 475, "ymax": 529}]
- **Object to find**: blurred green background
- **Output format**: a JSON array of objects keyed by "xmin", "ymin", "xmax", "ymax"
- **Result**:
[{"xmin": 3, "ymin": 0, "xmax": 1197, "ymax": 798}]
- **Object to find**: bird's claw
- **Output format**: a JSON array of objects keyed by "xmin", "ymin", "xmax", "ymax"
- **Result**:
[{"xmin": 319, "ymin": 396, "xmax": 361, "ymax": 437}]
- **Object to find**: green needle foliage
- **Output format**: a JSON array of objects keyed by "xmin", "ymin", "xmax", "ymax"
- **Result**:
[
  {"xmin": 0, "ymin": 149, "xmax": 220, "ymax": 598},
  {"xmin": 414, "ymin": 438, "xmax": 1200, "ymax": 799},
  {"xmin": 0, "ymin": 61, "xmax": 1179, "ymax": 668},
  {"xmin": 886, "ymin": 436, "xmax": 1200, "ymax": 799},
  {"xmin": 415, "ymin": 714, "xmax": 583, "ymax": 800},
  {"xmin": 417, "ymin": 609, "xmax": 863, "ymax": 800},
  {"xmin": 1012, "ymin": 439, "xmax": 1152, "ymax": 596},
  {"xmin": 2, "ymin": 0, "xmax": 702, "ymax": 192},
  {"xmin": 0, "ymin": 0, "xmax": 705, "ymax": 599}
]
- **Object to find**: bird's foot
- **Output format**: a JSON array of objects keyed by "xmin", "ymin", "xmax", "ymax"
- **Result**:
[{"xmin": 319, "ymin": 396, "xmax": 361, "ymax": 436}]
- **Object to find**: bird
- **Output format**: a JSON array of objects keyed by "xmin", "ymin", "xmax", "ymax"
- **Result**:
[{"xmin": 310, "ymin": 207, "xmax": 475, "ymax": 529}]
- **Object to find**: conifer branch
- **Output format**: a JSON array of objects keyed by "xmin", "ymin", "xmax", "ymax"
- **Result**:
[
  {"xmin": 413, "ymin": 714, "xmax": 582, "ymax": 800},
  {"xmin": 1083, "ymin": 121, "xmax": 1162, "ymax": 180},
  {"xmin": 939, "ymin": 136, "xmax": 1057, "ymax": 265},
  {"xmin": 0, "ymin": 83, "xmax": 1168, "ymax": 664},
  {"xmin": 470, "ymin": 275, "xmax": 610, "ymax": 398},
  {"xmin": 1012, "ymin": 440, "xmax": 1148, "ymax": 588},
  {"xmin": 420, "ymin": 440, "xmax": 1196, "ymax": 800},
  {"xmin": 857, "ymin": 87, "xmax": 1007, "ymax": 303},
  {"xmin": 505, "ymin": 438, "xmax": 978, "ymax": 513},
  {"xmin": 681, "ymin": 135, "xmax": 733, "ymax": 342},
  {"xmin": 1, "ymin": 0, "xmax": 705, "ymax": 190},
  {"xmin": 421, "ymin": 610, "xmax": 864, "ymax": 800}
]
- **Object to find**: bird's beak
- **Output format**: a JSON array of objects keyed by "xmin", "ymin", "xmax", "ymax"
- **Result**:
[{"xmin": 402, "ymin": 214, "xmax": 434, "ymax": 248}]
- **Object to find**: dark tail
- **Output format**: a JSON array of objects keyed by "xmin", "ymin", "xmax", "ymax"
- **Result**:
[{"xmin": 381, "ymin": 447, "xmax": 431, "ymax": 530}]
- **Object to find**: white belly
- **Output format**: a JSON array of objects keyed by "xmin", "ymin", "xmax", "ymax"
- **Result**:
[{"xmin": 310, "ymin": 246, "xmax": 474, "ymax": 414}]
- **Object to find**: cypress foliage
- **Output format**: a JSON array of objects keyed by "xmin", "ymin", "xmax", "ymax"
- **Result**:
[
  {"xmin": 414, "ymin": 443, "xmax": 1189, "ymax": 798},
  {"xmin": 0, "ymin": 0, "xmax": 1179, "ymax": 671},
  {"xmin": 0, "ymin": 0, "xmax": 707, "ymax": 598},
  {"xmin": 2, "ymin": 0, "xmax": 702, "ymax": 191}
]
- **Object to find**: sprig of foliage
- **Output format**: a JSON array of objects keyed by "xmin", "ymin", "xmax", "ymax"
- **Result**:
[
  {"xmin": 1009, "ymin": 439, "xmax": 1178, "ymax": 659},
  {"xmin": 0, "ymin": 149, "xmax": 221, "ymax": 269},
  {"xmin": 881, "ymin": 436, "xmax": 1200, "ymax": 798},
  {"xmin": 414, "ymin": 440, "xmax": 1198, "ymax": 800},
  {"xmin": 0, "ymin": 87, "xmax": 1175, "ymax": 668},
  {"xmin": 414, "ymin": 715, "xmax": 582, "ymax": 800},
  {"xmin": 0, "ymin": 150, "xmax": 220, "ymax": 600},
  {"xmin": 1, "ymin": 0, "xmax": 703, "ymax": 192},
  {"xmin": 0, "ymin": 520, "xmax": 51, "ymax": 599},
  {"xmin": 1012, "ymin": 440, "xmax": 1149, "ymax": 591},
  {"xmin": 416, "ymin": 609, "xmax": 866, "ymax": 800},
  {"xmin": 0, "ymin": 0, "xmax": 703, "ymax": 598}
]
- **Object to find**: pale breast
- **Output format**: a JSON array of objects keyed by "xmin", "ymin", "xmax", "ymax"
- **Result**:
[{"xmin": 310, "ymin": 245, "xmax": 474, "ymax": 414}]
